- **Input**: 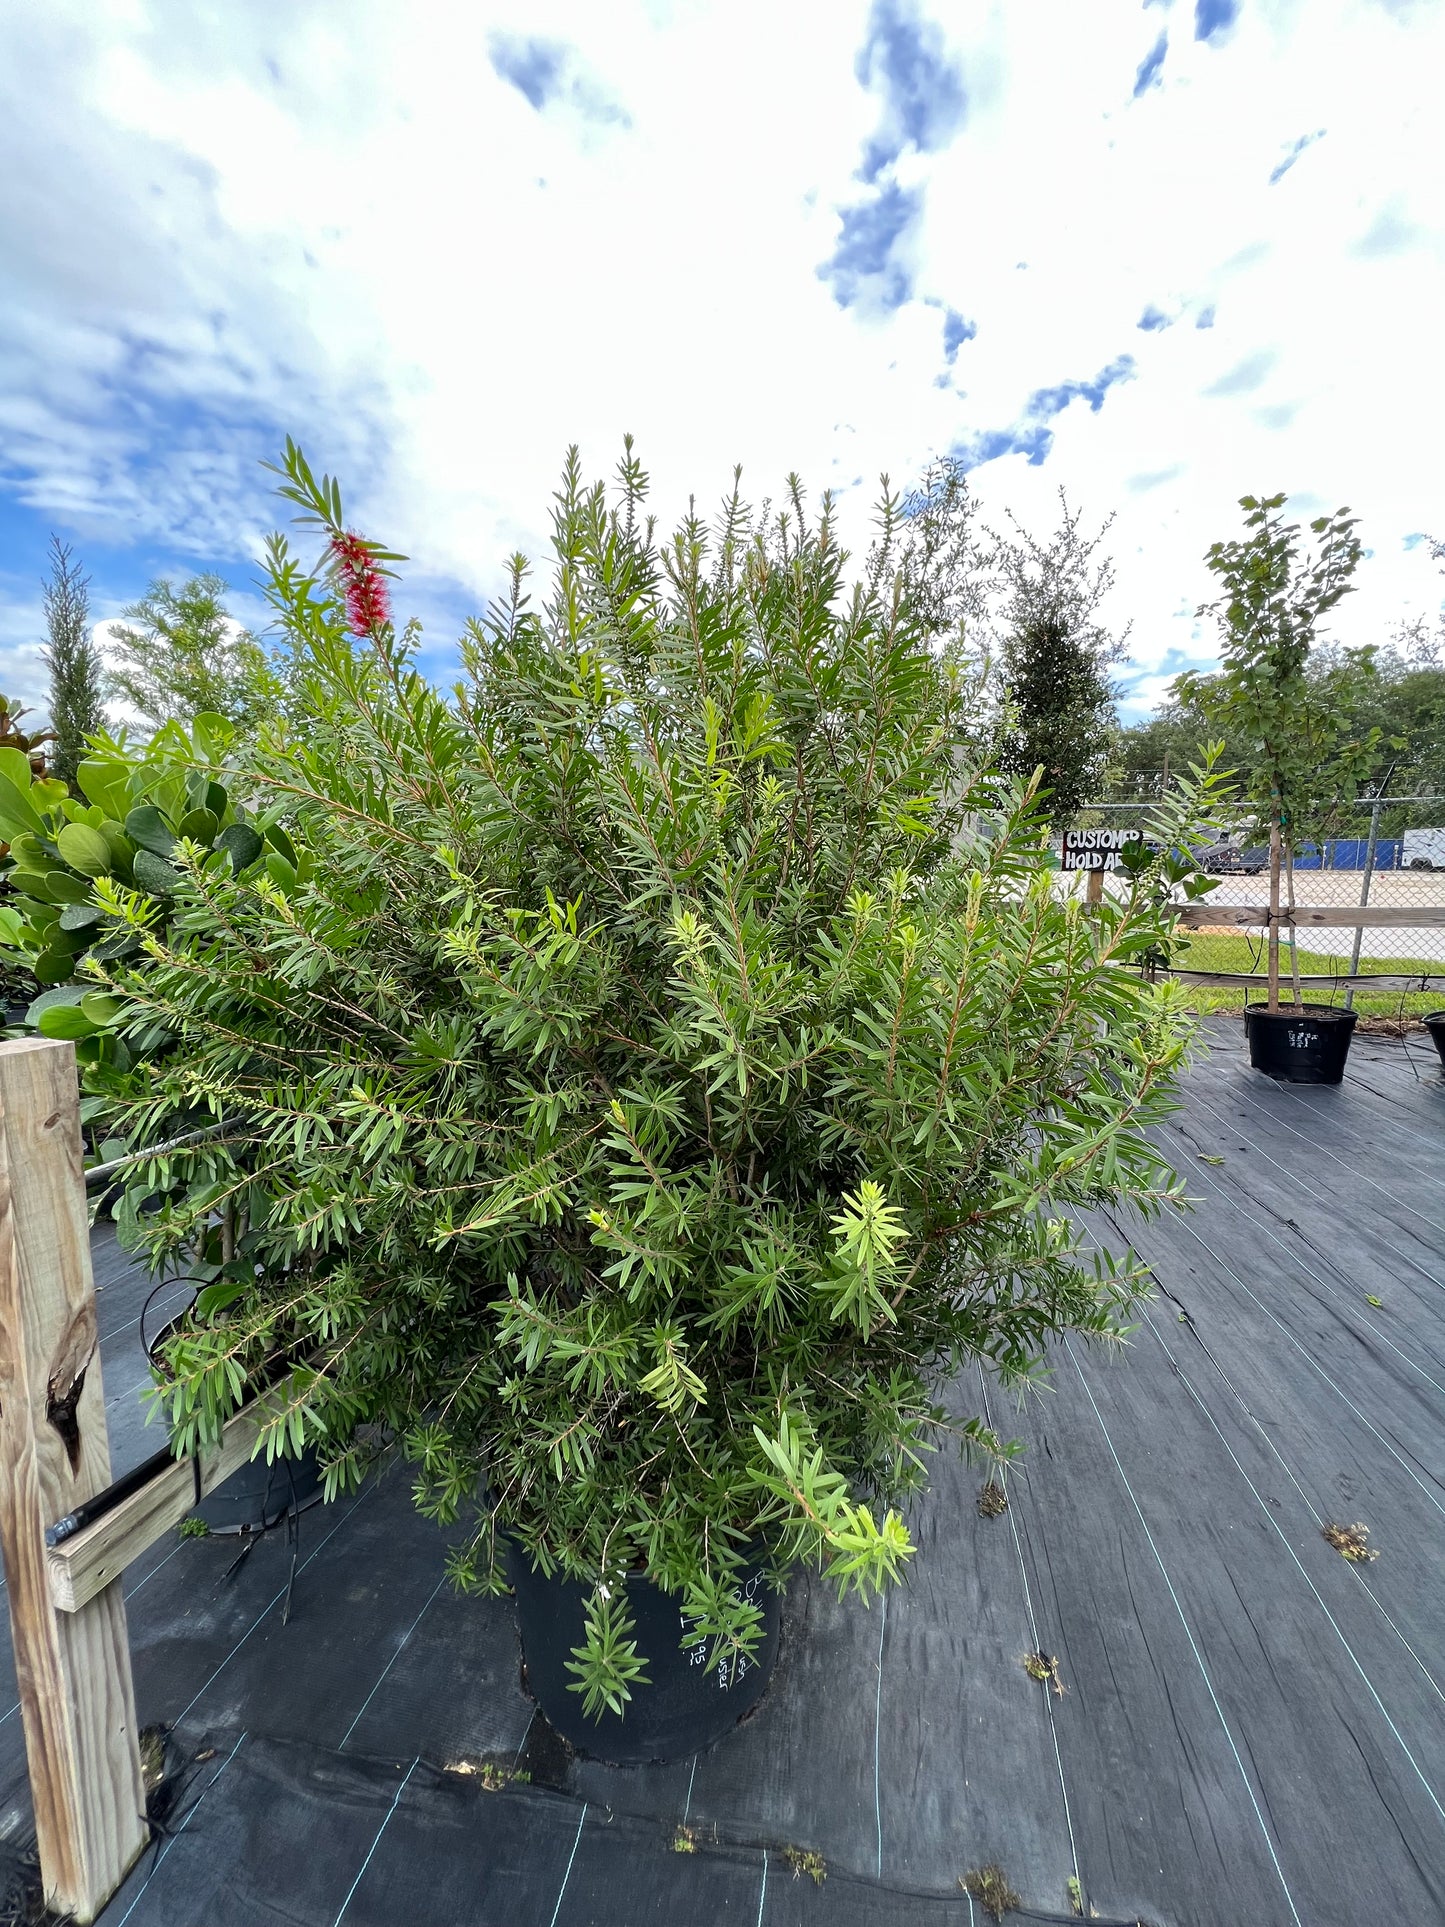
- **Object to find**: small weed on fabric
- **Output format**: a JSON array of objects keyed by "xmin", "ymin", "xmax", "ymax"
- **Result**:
[
  {"xmin": 784, "ymin": 1846, "xmax": 826, "ymax": 1883},
  {"xmin": 446, "ymin": 1759, "xmax": 530, "ymax": 1790},
  {"xmin": 1365, "ymin": 1295, "xmax": 1383, "ymax": 1308},
  {"xmin": 178, "ymin": 1516, "xmax": 210, "ymax": 1539},
  {"xmin": 1323, "ymin": 1522, "xmax": 1379, "ymax": 1563},
  {"xmin": 962, "ymin": 1864, "xmax": 1022, "ymax": 1919},
  {"xmin": 977, "ymin": 1480, "xmax": 1009, "ymax": 1518},
  {"xmin": 1196, "ymin": 1153, "xmax": 1226, "ymax": 1165},
  {"xmin": 139, "ymin": 1726, "xmax": 168, "ymax": 1794},
  {"xmin": 672, "ymin": 1825, "xmax": 697, "ymax": 1854},
  {"xmin": 1022, "ymin": 1651, "xmax": 1066, "ymax": 1696}
]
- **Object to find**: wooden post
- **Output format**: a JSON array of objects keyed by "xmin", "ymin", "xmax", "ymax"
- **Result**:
[
  {"xmin": 0, "ymin": 1039, "xmax": 148, "ymax": 1922},
  {"xmin": 1085, "ymin": 865, "xmax": 1105, "ymax": 909}
]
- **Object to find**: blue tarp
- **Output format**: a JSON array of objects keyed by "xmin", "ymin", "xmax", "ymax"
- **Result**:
[{"xmin": 1293, "ymin": 839, "xmax": 1402, "ymax": 871}]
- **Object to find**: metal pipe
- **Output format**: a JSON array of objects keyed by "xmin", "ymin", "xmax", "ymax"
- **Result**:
[{"xmin": 1344, "ymin": 796, "xmax": 1383, "ymax": 1013}]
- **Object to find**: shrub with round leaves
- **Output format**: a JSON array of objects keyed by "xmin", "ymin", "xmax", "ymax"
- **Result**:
[
  {"xmin": 0, "ymin": 715, "xmax": 284, "ymax": 1056},
  {"xmin": 76, "ymin": 444, "xmax": 1227, "ymax": 1718}
]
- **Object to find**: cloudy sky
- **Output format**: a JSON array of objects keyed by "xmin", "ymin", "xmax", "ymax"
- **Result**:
[{"xmin": 2, "ymin": 0, "xmax": 1442, "ymax": 721}]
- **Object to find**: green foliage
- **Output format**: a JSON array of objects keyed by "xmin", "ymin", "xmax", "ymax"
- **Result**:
[
  {"xmin": 992, "ymin": 491, "xmax": 1125, "ymax": 825},
  {"xmin": 70, "ymin": 444, "xmax": 1207, "ymax": 1718},
  {"xmin": 0, "ymin": 710, "xmax": 267, "ymax": 1037},
  {"xmin": 1176, "ymin": 494, "xmax": 1375, "ymax": 845},
  {"xmin": 106, "ymin": 576, "xmax": 274, "ymax": 736},
  {"xmin": 42, "ymin": 538, "xmax": 108, "ymax": 791}
]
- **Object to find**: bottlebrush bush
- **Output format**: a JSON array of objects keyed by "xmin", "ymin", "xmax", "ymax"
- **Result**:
[{"xmin": 64, "ymin": 442, "xmax": 1221, "ymax": 1715}]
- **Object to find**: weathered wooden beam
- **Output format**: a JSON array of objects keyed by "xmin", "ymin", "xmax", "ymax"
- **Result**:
[
  {"xmin": 1175, "ymin": 904, "xmax": 1445, "ymax": 929},
  {"xmin": 1164, "ymin": 968, "xmax": 1445, "ymax": 991},
  {"xmin": 0, "ymin": 1039, "xmax": 148, "ymax": 1923},
  {"xmin": 48, "ymin": 1405, "xmax": 269, "ymax": 1613}
]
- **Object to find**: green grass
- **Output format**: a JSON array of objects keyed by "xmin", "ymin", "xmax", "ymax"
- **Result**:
[{"xmin": 1172, "ymin": 931, "xmax": 1445, "ymax": 1020}]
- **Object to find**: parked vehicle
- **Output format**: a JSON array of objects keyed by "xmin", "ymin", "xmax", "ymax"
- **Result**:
[
  {"xmin": 1200, "ymin": 841, "xmax": 1266, "ymax": 875},
  {"xmin": 1403, "ymin": 828, "xmax": 1445, "ymax": 871}
]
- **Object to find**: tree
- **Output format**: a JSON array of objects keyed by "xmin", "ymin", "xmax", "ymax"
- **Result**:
[
  {"xmin": 106, "ymin": 575, "xmax": 272, "ymax": 734},
  {"xmin": 991, "ymin": 492, "xmax": 1125, "ymax": 825},
  {"xmin": 62, "ymin": 442, "xmax": 1208, "ymax": 1720},
  {"xmin": 1178, "ymin": 493, "xmax": 1374, "ymax": 1009},
  {"xmin": 1112, "ymin": 530, "xmax": 1445, "ymax": 806},
  {"xmin": 41, "ymin": 538, "xmax": 107, "ymax": 790}
]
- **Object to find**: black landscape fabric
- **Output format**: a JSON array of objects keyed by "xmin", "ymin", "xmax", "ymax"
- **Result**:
[{"xmin": 1, "ymin": 1019, "xmax": 1443, "ymax": 1924}]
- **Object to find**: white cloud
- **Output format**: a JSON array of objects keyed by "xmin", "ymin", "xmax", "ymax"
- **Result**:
[{"xmin": 0, "ymin": 0, "xmax": 1441, "ymax": 721}]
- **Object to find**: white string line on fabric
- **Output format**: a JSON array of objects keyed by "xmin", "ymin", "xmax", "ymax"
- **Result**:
[
  {"xmin": 975, "ymin": 1359, "xmax": 1084, "ymax": 1902},
  {"xmin": 1142, "ymin": 1306, "xmax": 1445, "ymax": 1830},
  {"xmin": 0, "ymin": 1534, "xmax": 192, "ymax": 1727},
  {"xmin": 1265, "ymin": 1076, "xmax": 1445, "ymax": 1188},
  {"xmin": 754, "ymin": 1847, "xmax": 768, "ymax": 1927},
  {"xmin": 1203, "ymin": 1080, "xmax": 1445, "ymax": 1240},
  {"xmin": 332, "ymin": 1757, "xmax": 420, "ymax": 1927},
  {"xmin": 1077, "ymin": 1219, "xmax": 1445, "ymax": 1714},
  {"xmin": 173, "ymin": 1486, "xmax": 374, "ymax": 1726},
  {"xmin": 1157, "ymin": 1160, "xmax": 1445, "ymax": 1401},
  {"xmin": 114, "ymin": 1729, "xmax": 249, "ymax": 1927},
  {"xmin": 1184, "ymin": 1090, "xmax": 1445, "ymax": 1296},
  {"xmin": 1161, "ymin": 1209, "xmax": 1445, "ymax": 1524},
  {"xmin": 339, "ymin": 1572, "xmax": 448, "ymax": 1750},
  {"xmin": 1280, "ymin": 1071, "xmax": 1445, "ymax": 1160},
  {"xmin": 547, "ymin": 1802, "xmax": 588, "ymax": 1927},
  {"xmin": 1064, "ymin": 1336, "xmax": 1305, "ymax": 1927}
]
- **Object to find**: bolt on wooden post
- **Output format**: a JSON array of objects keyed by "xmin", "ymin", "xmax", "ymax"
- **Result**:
[{"xmin": 0, "ymin": 1038, "xmax": 147, "ymax": 1922}]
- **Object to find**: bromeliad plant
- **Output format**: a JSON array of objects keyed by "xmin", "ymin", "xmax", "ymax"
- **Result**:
[{"xmin": 65, "ymin": 444, "xmax": 1212, "ymax": 1715}]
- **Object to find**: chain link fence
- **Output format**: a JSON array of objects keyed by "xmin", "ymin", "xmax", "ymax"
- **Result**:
[{"xmin": 1065, "ymin": 793, "xmax": 1445, "ymax": 1019}]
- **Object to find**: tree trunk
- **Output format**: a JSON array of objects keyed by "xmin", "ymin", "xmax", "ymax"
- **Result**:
[{"xmin": 1268, "ymin": 820, "xmax": 1281, "ymax": 1013}]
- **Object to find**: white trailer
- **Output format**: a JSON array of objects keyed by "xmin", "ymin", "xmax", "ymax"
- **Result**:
[{"xmin": 1403, "ymin": 828, "xmax": 1445, "ymax": 870}]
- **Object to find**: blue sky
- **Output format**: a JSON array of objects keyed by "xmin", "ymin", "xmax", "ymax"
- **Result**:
[{"xmin": 2, "ymin": 0, "xmax": 1442, "ymax": 723}]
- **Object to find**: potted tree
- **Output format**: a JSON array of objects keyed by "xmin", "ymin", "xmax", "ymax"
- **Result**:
[
  {"xmin": 1178, "ymin": 493, "xmax": 1379, "ymax": 1084},
  {"xmin": 46, "ymin": 446, "xmax": 1214, "ymax": 1762}
]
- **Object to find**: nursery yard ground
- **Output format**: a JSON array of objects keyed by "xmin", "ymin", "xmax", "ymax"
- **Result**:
[{"xmin": 2, "ymin": 1020, "xmax": 1444, "ymax": 1926}]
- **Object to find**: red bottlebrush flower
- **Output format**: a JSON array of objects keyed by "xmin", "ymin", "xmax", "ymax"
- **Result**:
[{"xmin": 329, "ymin": 529, "xmax": 392, "ymax": 636}]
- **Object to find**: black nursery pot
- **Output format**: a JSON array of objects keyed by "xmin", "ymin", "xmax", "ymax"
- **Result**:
[
  {"xmin": 148, "ymin": 1310, "xmax": 323, "ymax": 1530},
  {"xmin": 1245, "ymin": 1002, "xmax": 1357, "ymax": 1084},
  {"xmin": 1424, "ymin": 1011, "xmax": 1445, "ymax": 1071},
  {"xmin": 507, "ymin": 1550, "xmax": 781, "ymax": 1764}
]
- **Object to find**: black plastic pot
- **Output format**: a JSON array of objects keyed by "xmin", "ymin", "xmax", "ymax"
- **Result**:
[
  {"xmin": 1245, "ymin": 1003, "xmax": 1357, "ymax": 1084},
  {"xmin": 147, "ymin": 1301, "xmax": 322, "ymax": 1532},
  {"xmin": 507, "ymin": 1550, "xmax": 781, "ymax": 1764},
  {"xmin": 1424, "ymin": 1011, "xmax": 1445, "ymax": 1071},
  {"xmin": 195, "ymin": 1444, "xmax": 324, "ymax": 1532}
]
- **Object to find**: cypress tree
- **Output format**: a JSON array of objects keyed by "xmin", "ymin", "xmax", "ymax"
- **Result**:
[
  {"xmin": 992, "ymin": 494, "xmax": 1125, "ymax": 825},
  {"xmin": 41, "ymin": 537, "xmax": 107, "ymax": 790}
]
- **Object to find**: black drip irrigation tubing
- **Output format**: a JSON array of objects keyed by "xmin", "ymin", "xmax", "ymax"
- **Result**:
[{"xmin": 168, "ymin": 1484, "xmax": 375, "ymax": 1730}]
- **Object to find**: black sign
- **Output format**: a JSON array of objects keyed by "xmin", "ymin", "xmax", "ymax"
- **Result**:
[{"xmin": 1061, "ymin": 828, "xmax": 1143, "ymax": 872}]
